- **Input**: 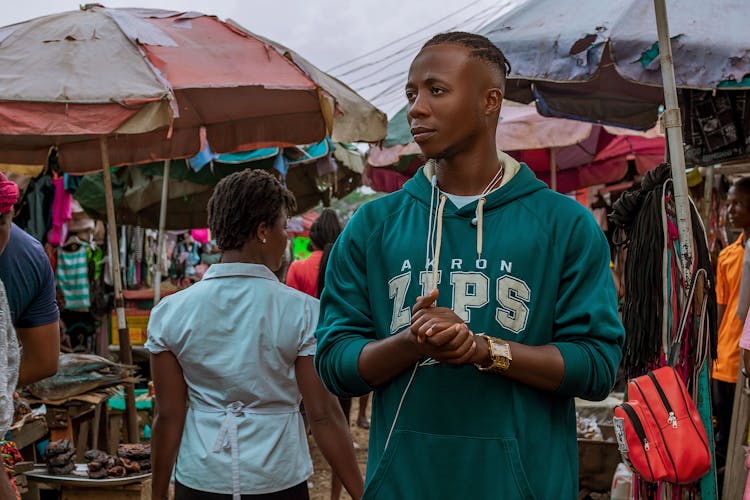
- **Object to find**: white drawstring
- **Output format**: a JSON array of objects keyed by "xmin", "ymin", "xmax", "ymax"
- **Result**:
[
  {"xmin": 432, "ymin": 195, "xmax": 448, "ymax": 290},
  {"xmin": 425, "ymin": 161, "xmax": 438, "ymax": 273},
  {"xmin": 476, "ymin": 198, "xmax": 486, "ymax": 260},
  {"xmin": 474, "ymin": 163, "xmax": 504, "ymax": 262},
  {"xmin": 384, "ymin": 362, "xmax": 419, "ymax": 452}
]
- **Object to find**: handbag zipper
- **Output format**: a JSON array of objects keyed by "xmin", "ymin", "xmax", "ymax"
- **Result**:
[
  {"xmin": 647, "ymin": 372, "xmax": 678, "ymax": 428},
  {"xmin": 621, "ymin": 403, "xmax": 650, "ymax": 451}
]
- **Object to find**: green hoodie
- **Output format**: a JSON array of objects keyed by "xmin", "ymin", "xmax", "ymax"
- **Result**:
[{"xmin": 315, "ymin": 159, "xmax": 624, "ymax": 500}]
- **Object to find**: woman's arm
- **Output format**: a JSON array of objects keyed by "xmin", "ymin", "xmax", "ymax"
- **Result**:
[
  {"xmin": 150, "ymin": 351, "xmax": 188, "ymax": 500},
  {"xmin": 296, "ymin": 356, "xmax": 363, "ymax": 499}
]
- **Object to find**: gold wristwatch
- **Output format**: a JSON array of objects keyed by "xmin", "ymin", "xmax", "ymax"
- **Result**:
[{"xmin": 475, "ymin": 334, "xmax": 512, "ymax": 374}]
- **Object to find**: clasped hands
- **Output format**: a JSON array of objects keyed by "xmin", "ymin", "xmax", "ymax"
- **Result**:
[{"xmin": 408, "ymin": 288, "xmax": 480, "ymax": 365}]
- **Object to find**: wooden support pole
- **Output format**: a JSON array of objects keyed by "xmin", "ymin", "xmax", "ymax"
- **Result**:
[{"xmin": 100, "ymin": 137, "xmax": 139, "ymax": 444}]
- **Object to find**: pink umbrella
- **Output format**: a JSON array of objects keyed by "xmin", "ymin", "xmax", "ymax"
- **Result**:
[
  {"xmin": 509, "ymin": 134, "xmax": 666, "ymax": 194},
  {"xmin": 366, "ymin": 102, "xmax": 663, "ymax": 194}
]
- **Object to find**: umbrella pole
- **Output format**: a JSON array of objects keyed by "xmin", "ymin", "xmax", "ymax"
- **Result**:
[
  {"xmin": 153, "ymin": 160, "xmax": 170, "ymax": 307},
  {"xmin": 99, "ymin": 137, "xmax": 140, "ymax": 444},
  {"xmin": 549, "ymin": 148, "xmax": 557, "ymax": 192},
  {"xmin": 654, "ymin": 2, "xmax": 717, "ymax": 499},
  {"xmin": 654, "ymin": 0, "xmax": 694, "ymax": 285},
  {"xmin": 702, "ymin": 164, "xmax": 714, "ymax": 226}
]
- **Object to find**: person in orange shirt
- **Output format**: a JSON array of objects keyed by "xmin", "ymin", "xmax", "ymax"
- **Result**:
[
  {"xmin": 286, "ymin": 208, "xmax": 341, "ymax": 298},
  {"xmin": 713, "ymin": 176, "xmax": 750, "ymax": 480}
]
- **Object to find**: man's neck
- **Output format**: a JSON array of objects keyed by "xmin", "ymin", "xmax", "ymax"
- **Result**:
[{"xmin": 435, "ymin": 143, "xmax": 502, "ymax": 195}]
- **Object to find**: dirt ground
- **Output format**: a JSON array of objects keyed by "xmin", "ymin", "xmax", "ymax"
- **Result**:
[{"xmin": 308, "ymin": 397, "xmax": 370, "ymax": 500}]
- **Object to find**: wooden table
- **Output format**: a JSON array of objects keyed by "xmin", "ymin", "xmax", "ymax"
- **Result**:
[
  {"xmin": 26, "ymin": 389, "xmax": 122, "ymax": 460},
  {"xmin": 61, "ymin": 478, "xmax": 152, "ymax": 500},
  {"xmin": 24, "ymin": 466, "xmax": 151, "ymax": 500}
]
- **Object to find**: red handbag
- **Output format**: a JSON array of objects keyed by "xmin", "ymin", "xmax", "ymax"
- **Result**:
[{"xmin": 613, "ymin": 366, "xmax": 711, "ymax": 484}]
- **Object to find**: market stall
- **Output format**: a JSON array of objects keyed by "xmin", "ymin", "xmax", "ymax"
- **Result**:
[
  {"xmin": 479, "ymin": 0, "xmax": 750, "ymax": 497},
  {"xmin": 0, "ymin": 5, "xmax": 386, "ymax": 451}
]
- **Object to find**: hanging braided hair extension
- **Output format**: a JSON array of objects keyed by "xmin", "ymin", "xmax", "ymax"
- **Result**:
[
  {"xmin": 609, "ymin": 163, "xmax": 717, "ymax": 379},
  {"xmin": 610, "ymin": 166, "xmax": 668, "ymax": 377}
]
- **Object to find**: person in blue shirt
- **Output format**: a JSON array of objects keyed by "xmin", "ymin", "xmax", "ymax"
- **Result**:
[
  {"xmin": 0, "ymin": 173, "xmax": 58, "ymax": 389},
  {"xmin": 0, "ymin": 173, "xmax": 21, "ymax": 499},
  {"xmin": 147, "ymin": 169, "xmax": 363, "ymax": 500}
]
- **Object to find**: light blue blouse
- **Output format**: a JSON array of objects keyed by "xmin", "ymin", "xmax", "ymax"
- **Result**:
[{"xmin": 145, "ymin": 263, "xmax": 318, "ymax": 496}]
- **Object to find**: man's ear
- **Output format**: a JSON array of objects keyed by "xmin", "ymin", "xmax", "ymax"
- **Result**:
[{"xmin": 485, "ymin": 88, "xmax": 503, "ymax": 115}]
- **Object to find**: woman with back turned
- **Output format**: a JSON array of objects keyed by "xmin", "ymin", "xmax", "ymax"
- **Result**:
[{"xmin": 147, "ymin": 169, "xmax": 363, "ymax": 500}]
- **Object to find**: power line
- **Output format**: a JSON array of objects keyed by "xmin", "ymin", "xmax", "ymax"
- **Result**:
[
  {"xmin": 363, "ymin": 2, "xmax": 522, "ymax": 110},
  {"xmin": 475, "ymin": 0, "xmax": 518, "ymax": 31},
  {"xmin": 325, "ymin": 0, "xmax": 483, "ymax": 73},
  {"xmin": 340, "ymin": 3, "xmax": 503, "ymax": 91},
  {"xmin": 347, "ymin": 4, "xmax": 504, "ymax": 94},
  {"xmin": 333, "ymin": 3, "xmax": 498, "ymax": 80}
]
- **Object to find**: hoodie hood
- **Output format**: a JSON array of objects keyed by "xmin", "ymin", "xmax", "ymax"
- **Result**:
[{"xmin": 402, "ymin": 151, "xmax": 547, "ymax": 218}]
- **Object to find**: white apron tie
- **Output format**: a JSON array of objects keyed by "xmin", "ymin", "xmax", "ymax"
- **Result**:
[{"xmin": 212, "ymin": 401, "xmax": 251, "ymax": 500}]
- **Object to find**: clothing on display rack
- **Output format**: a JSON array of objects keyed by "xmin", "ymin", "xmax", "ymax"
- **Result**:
[
  {"xmin": 47, "ymin": 177, "xmax": 72, "ymax": 247},
  {"xmin": 19, "ymin": 175, "xmax": 54, "ymax": 243},
  {"xmin": 56, "ymin": 240, "xmax": 91, "ymax": 310}
]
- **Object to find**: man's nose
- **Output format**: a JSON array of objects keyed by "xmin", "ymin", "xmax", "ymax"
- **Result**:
[{"xmin": 408, "ymin": 93, "xmax": 429, "ymax": 120}]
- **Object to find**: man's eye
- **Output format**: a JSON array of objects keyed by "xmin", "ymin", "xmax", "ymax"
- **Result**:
[
  {"xmin": 405, "ymin": 90, "xmax": 416, "ymax": 101},
  {"xmin": 431, "ymin": 87, "xmax": 445, "ymax": 95}
]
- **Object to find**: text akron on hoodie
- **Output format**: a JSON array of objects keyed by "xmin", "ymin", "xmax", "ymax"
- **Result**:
[{"xmin": 315, "ymin": 157, "xmax": 624, "ymax": 500}]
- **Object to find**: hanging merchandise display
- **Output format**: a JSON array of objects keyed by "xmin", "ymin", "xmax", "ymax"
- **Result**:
[
  {"xmin": 682, "ymin": 90, "xmax": 750, "ymax": 167},
  {"xmin": 609, "ymin": 163, "xmax": 717, "ymax": 497}
]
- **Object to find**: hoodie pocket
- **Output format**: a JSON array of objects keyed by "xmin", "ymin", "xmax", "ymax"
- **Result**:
[{"xmin": 363, "ymin": 430, "xmax": 536, "ymax": 500}]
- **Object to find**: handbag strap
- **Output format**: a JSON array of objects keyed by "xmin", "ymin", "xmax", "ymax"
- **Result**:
[{"xmin": 668, "ymin": 268, "xmax": 708, "ymax": 367}]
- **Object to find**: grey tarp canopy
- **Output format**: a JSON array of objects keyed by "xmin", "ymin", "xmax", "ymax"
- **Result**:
[{"xmin": 480, "ymin": 0, "xmax": 750, "ymax": 129}]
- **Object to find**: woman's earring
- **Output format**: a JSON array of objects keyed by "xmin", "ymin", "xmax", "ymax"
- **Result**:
[{"xmin": 262, "ymin": 238, "xmax": 267, "ymax": 244}]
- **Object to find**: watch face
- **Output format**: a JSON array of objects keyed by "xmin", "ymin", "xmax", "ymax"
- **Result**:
[{"xmin": 490, "ymin": 341, "xmax": 510, "ymax": 359}]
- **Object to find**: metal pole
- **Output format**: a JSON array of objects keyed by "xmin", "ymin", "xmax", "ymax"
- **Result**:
[
  {"xmin": 654, "ymin": 3, "xmax": 717, "ymax": 498},
  {"xmin": 549, "ymin": 148, "xmax": 557, "ymax": 192},
  {"xmin": 702, "ymin": 164, "xmax": 714, "ymax": 226},
  {"xmin": 153, "ymin": 160, "xmax": 170, "ymax": 307},
  {"xmin": 654, "ymin": 0, "xmax": 695, "ymax": 286},
  {"xmin": 100, "ymin": 137, "xmax": 139, "ymax": 443}
]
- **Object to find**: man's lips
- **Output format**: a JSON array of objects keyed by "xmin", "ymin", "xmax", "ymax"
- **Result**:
[{"xmin": 410, "ymin": 127, "xmax": 436, "ymax": 142}]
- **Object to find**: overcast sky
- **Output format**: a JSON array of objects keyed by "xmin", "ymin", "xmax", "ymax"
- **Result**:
[{"xmin": 1, "ymin": 0, "xmax": 523, "ymax": 115}]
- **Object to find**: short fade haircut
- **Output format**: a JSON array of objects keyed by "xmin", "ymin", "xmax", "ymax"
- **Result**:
[
  {"xmin": 207, "ymin": 169, "xmax": 296, "ymax": 252},
  {"xmin": 422, "ymin": 31, "xmax": 511, "ymax": 92}
]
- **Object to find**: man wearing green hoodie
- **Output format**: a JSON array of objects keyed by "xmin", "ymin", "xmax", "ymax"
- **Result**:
[{"xmin": 315, "ymin": 32, "xmax": 624, "ymax": 500}]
